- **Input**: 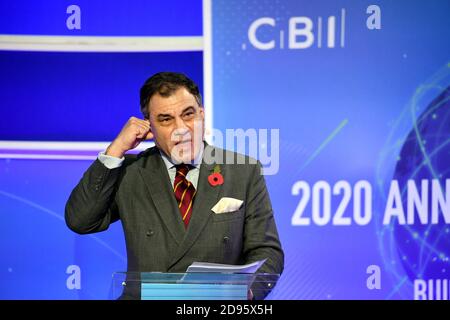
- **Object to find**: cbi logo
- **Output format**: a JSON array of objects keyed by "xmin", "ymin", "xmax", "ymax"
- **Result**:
[{"xmin": 247, "ymin": 6, "xmax": 381, "ymax": 50}]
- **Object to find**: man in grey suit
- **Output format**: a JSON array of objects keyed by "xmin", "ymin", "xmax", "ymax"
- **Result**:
[{"xmin": 65, "ymin": 72, "xmax": 284, "ymax": 299}]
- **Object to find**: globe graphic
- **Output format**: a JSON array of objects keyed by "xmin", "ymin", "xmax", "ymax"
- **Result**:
[{"xmin": 392, "ymin": 85, "xmax": 449, "ymax": 287}]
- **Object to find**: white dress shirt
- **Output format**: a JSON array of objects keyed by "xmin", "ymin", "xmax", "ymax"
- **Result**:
[{"xmin": 97, "ymin": 143, "xmax": 204, "ymax": 189}]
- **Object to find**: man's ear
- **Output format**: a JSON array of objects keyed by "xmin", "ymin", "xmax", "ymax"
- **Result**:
[{"xmin": 145, "ymin": 127, "xmax": 154, "ymax": 141}]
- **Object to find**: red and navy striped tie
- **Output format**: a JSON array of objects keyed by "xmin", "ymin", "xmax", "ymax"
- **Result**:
[{"xmin": 173, "ymin": 164, "xmax": 196, "ymax": 228}]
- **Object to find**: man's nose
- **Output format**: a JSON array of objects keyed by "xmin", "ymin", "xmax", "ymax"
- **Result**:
[
  {"xmin": 173, "ymin": 117, "xmax": 189, "ymax": 134},
  {"xmin": 175, "ymin": 116, "xmax": 189, "ymax": 129}
]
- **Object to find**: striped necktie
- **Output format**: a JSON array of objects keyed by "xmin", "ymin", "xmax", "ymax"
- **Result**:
[{"xmin": 173, "ymin": 164, "xmax": 197, "ymax": 228}]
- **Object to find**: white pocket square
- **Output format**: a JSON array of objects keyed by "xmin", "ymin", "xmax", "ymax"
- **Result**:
[{"xmin": 211, "ymin": 197, "xmax": 244, "ymax": 214}]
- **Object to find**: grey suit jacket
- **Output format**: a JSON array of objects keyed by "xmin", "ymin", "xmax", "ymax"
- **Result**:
[{"xmin": 65, "ymin": 143, "xmax": 284, "ymax": 299}]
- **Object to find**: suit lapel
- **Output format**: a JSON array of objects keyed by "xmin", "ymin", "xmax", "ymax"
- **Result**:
[
  {"xmin": 169, "ymin": 144, "xmax": 223, "ymax": 268},
  {"xmin": 137, "ymin": 148, "xmax": 185, "ymax": 246}
]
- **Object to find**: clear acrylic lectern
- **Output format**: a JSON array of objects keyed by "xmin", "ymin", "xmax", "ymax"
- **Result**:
[{"xmin": 111, "ymin": 272, "xmax": 280, "ymax": 300}]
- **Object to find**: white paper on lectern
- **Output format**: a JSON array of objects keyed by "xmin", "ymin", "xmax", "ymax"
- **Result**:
[{"xmin": 186, "ymin": 258, "xmax": 267, "ymax": 273}]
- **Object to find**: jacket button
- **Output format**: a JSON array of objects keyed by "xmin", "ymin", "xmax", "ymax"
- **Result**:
[{"xmin": 146, "ymin": 230, "xmax": 154, "ymax": 237}]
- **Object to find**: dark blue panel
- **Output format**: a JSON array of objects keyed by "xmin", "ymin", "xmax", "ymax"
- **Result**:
[
  {"xmin": 0, "ymin": 158, "xmax": 127, "ymax": 299},
  {"xmin": 0, "ymin": 0, "xmax": 202, "ymax": 36},
  {"xmin": 0, "ymin": 51, "xmax": 203, "ymax": 141}
]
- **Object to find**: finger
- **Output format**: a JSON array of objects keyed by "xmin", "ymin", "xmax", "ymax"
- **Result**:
[
  {"xmin": 132, "ymin": 122, "xmax": 150, "ymax": 134},
  {"xmin": 128, "ymin": 117, "xmax": 149, "ymax": 129},
  {"xmin": 133, "ymin": 124, "xmax": 150, "ymax": 137},
  {"xmin": 136, "ymin": 129, "xmax": 148, "ymax": 140},
  {"xmin": 134, "ymin": 118, "xmax": 151, "ymax": 128}
]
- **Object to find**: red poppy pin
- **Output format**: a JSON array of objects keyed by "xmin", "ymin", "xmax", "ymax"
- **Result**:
[{"xmin": 208, "ymin": 164, "xmax": 224, "ymax": 186}]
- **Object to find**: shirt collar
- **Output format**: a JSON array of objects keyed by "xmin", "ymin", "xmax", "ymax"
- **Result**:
[{"xmin": 159, "ymin": 142, "xmax": 204, "ymax": 170}]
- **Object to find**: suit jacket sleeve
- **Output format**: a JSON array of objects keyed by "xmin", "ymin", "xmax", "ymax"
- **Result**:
[
  {"xmin": 243, "ymin": 161, "xmax": 284, "ymax": 299},
  {"xmin": 65, "ymin": 158, "xmax": 123, "ymax": 234}
]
